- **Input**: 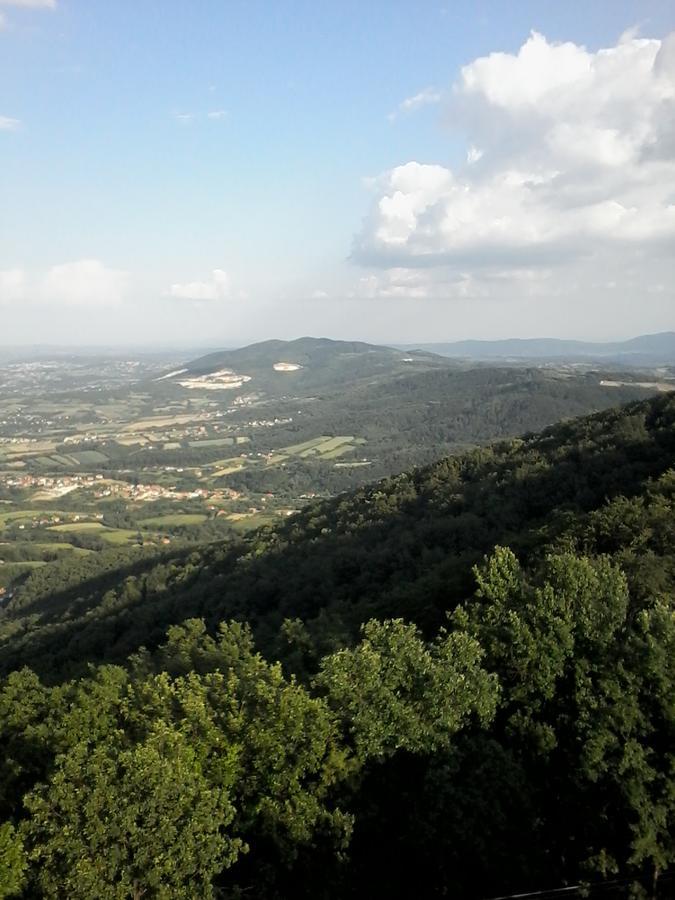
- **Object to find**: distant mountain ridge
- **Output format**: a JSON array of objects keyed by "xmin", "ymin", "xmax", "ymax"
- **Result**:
[{"xmin": 400, "ymin": 331, "xmax": 675, "ymax": 365}]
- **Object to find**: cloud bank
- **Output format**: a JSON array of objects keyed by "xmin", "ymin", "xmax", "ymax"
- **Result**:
[{"xmin": 354, "ymin": 31, "xmax": 675, "ymax": 299}]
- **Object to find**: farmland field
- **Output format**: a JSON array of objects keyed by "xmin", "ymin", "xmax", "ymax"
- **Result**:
[
  {"xmin": 68, "ymin": 450, "xmax": 109, "ymax": 464},
  {"xmin": 138, "ymin": 513, "xmax": 208, "ymax": 527},
  {"xmin": 188, "ymin": 438, "xmax": 234, "ymax": 448},
  {"xmin": 49, "ymin": 522, "xmax": 106, "ymax": 532}
]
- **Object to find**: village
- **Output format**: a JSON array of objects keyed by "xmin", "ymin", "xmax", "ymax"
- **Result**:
[{"xmin": 0, "ymin": 471, "xmax": 243, "ymax": 505}]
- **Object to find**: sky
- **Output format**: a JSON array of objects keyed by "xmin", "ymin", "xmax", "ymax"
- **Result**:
[{"xmin": 1, "ymin": 0, "xmax": 674, "ymax": 347}]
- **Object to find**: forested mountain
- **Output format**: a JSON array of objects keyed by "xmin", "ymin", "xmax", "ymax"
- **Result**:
[
  {"xmin": 155, "ymin": 336, "xmax": 666, "ymax": 497},
  {"xmin": 163, "ymin": 336, "xmax": 452, "ymax": 395},
  {"xmin": 227, "ymin": 365, "xmax": 660, "ymax": 493},
  {"xmin": 1, "ymin": 394, "xmax": 674, "ymax": 898}
]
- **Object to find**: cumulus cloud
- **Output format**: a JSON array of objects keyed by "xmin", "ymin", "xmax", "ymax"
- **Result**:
[
  {"xmin": 0, "ymin": 115, "xmax": 20, "ymax": 131},
  {"xmin": 354, "ymin": 31, "xmax": 675, "ymax": 295},
  {"xmin": 41, "ymin": 259, "xmax": 127, "ymax": 305},
  {"xmin": 168, "ymin": 269, "xmax": 231, "ymax": 301},
  {"xmin": 388, "ymin": 87, "xmax": 442, "ymax": 121},
  {"xmin": 207, "ymin": 110, "xmax": 227, "ymax": 120}
]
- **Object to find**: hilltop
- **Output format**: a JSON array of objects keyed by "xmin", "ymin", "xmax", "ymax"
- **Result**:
[{"xmin": 162, "ymin": 336, "xmax": 452, "ymax": 395}]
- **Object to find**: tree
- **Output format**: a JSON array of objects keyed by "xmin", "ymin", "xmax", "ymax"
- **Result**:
[
  {"xmin": 22, "ymin": 724, "xmax": 242, "ymax": 899},
  {"xmin": 315, "ymin": 618, "xmax": 498, "ymax": 760}
]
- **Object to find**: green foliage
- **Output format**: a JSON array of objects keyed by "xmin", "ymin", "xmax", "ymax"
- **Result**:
[
  {"xmin": 0, "ymin": 823, "xmax": 26, "ymax": 899},
  {"xmin": 455, "ymin": 548, "xmax": 675, "ymax": 887},
  {"xmin": 23, "ymin": 725, "xmax": 241, "ymax": 899},
  {"xmin": 458, "ymin": 548, "xmax": 629, "ymax": 721},
  {"xmin": 316, "ymin": 619, "xmax": 497, "ymax": 759}
]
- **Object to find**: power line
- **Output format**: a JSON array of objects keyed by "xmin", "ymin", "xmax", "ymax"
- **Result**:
[
  {"xmin": 483, "ymin": 872, "xmax": 675, "ymax": 900},
  {"xmin": 485, "ymin": 886, "xmax": 583, "ymax": 900}
]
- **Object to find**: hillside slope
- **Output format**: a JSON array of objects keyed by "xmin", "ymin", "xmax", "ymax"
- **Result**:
[
  {"xmin": 2, "ymin": 393, "xmax": 674, "ymax": 677},
  {"xmin": 162, "ymin": 336, "xmax": 453, "ymax": 396},
  {"xmin": 178, "ymin": 354, "xmax": 663, "ymax": 495}
]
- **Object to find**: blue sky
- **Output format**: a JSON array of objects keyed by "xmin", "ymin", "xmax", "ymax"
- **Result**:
[{"xmin": 1, "ymin": 0, "xmax": 674, "ymax": 346}]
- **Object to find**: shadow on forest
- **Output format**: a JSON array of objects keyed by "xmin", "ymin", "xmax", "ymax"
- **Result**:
[{"xmin": 1, "ymin": 393, "xmax": 674, "ymax": 683}]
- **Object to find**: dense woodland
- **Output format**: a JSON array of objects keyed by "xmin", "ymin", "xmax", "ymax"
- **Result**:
[
  {"xmin": 223, "ymin": 365, "xmax": 658, "ymax": 493},
  {"xmin": 1, "ymin": 394, "xmax": 674, "ymax": 897}
]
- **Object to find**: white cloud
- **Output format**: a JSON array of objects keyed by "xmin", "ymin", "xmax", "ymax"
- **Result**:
[
  {"xmin": 41, "ymin": 259, "xmax": 127, "ymax": 305},
  {"xmin": 0, "ymin": 269, "xmax": 26, "ymax": 303},
  {"xmin": 0, "ymin": 115, "xmax": 20, "ymax": 131},
  {"xmin": 0, "ymin": 0, "xmax": 56, "ymax": 7},
  {"xmin": 355, "ymin": 31, "xmax": 675, "ymax": 292},
  {"xmin": 0, "ymin": 12, "xmax": 6, "ymax": 27},
  {"xmin": 458, "ymin": 31, "xmax": 593, "ymax": 111},
  {"xmin": 168, "ymin": 268, "xmax": 231, "ymax": 301},
  {"xmin": 173, "ymin": 112, "xmax": 194, "ymax": 125},
  {"xmin": 207, "ymin": 110, "xmax": 227, "ymax": 120},
  {"xmin": 388, "ymin": 87, "xmax": 442, "ymax": 121}
]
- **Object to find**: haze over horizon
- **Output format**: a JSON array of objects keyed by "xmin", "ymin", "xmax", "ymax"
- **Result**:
[
  {"xmin": 2, "ymin": 330, "xmax": 675, "ymax": 358},
  {"xmin": 1, "ymin": 0, "xmax": 674, "ymax": 346}
]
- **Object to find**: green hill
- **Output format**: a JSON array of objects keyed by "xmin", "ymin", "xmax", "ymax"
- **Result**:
[
  {"xmin": 230, "ymin": 364, "xmax": 661, "ymax": 492},
  {"xmin": 165, "ymin": 336, "xmax": 453, "ymax": 396},
  {"xmin": 157, "ymin": 336, "xmax": 667, "ymax": 497}
]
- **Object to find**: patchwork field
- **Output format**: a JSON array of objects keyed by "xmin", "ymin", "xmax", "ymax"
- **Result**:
[
  {"xmin": 48, "ymin": 522, "xmax": 106, "ymax": 533},
  {"xmin": 266, "ymin": 435, "xmax": 365, "ymax": 465},
  {"xmin": 121, "ymin": 414, "xmax": 210, "ymax": 432}
]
